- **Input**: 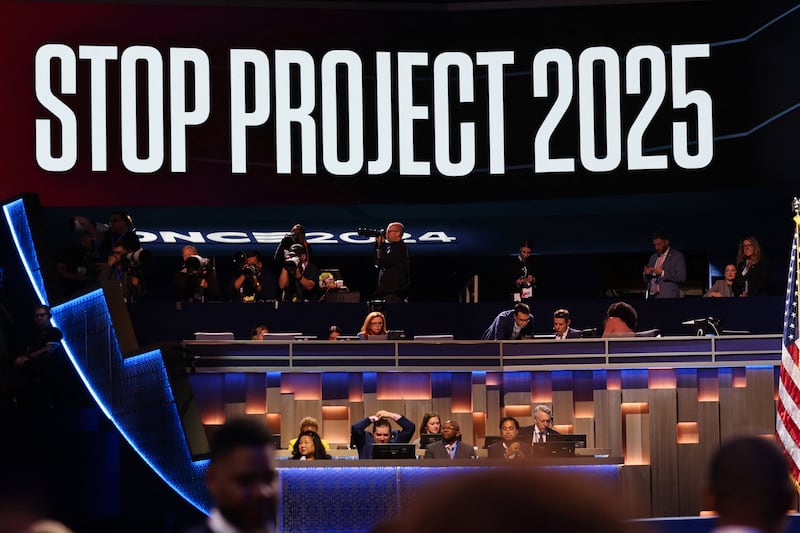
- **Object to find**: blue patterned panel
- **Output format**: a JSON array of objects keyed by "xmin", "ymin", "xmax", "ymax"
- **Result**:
[
  {"xmin": 279, "ymin": 466, "xmax": 398, "ymax": 533},
  {"xmin": 3, "ymin": 198, "xmax": 48, "ymax": 304}
]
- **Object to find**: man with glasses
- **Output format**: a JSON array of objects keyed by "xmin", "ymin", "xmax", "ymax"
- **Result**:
[
  {"xmin": 520, "ymin": 404, "xmax": 560, "ymax": 444},
  {"xmin": 73, "ymin": 211, "xmax": 141, "ymax": 260},
  {"xmin": 481, "ymin": 302, "xmax": 533, "ymax": 340},
  {"xmin": 374, "ymin": 221, "xmax": 410, "ymax": 302}
]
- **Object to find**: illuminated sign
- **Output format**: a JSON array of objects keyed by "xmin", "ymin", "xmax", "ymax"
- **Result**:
[{"xmin": 36, "ymin": 44, "xmax": 712, "ymax": 176}]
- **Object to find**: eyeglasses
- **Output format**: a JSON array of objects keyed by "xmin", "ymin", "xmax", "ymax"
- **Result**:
[
  {"xmin": 536, "ymin": 417, "xmax": 553, "ymax": 425},
  {"xmin": 515, "ymin": 315, "xmax": 531, "ymax": 322}
]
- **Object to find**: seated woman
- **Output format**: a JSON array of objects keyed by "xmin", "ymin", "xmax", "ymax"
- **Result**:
[
  {"xmin": 704, "ymin": 264, "xmax": 738, "ymax": 297},
  {"xmin": 357, "ymin": 311, "xmax": 388, "ymax": 340},
  {"xmin": 290, "ymin": 430, "xmax": 331, "ymax": 461},
  {"xmin": 601, "ymin": 301, "xmax": 637, "ymax": 338},
  {"xmin": 287, "ymin": 417, "xmax": 331, "ymax": 451},
  {"xmin": 411, "ymin": 412, "xmax": 442, "ymax": 447}
]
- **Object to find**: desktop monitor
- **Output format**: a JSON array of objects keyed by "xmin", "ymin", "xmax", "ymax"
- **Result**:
[
  {"xmin": 371, "ymin": 443, "xmax": 416, "ymax": 459},
  {"xmin": 419, "ymin": 433, "xmax": 444, "ymax": 449}
]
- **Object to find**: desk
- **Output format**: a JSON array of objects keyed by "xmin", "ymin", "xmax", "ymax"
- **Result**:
[{"xmin": 276, "ymin": 459, "xmax": 634, "ymax": 533}]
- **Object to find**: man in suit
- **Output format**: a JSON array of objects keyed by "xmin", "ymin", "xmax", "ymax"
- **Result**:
[
  {"xmin": 481, "ymin": 303, "xmax": 533, "ymax": 340},
  {"xmin": 552, "ymin": 308, "xmax": 582, "ymax": 340},
  {"xmin": 488, "ymin": 417, "xmax": 530, "ymax": 459},
  {"xmin": 519, "ymin": 404, "xmax": 560, "ymax": 445},
  {"xmin": 189, "ymin": 417, "xmax": 278, "ymax": 533},
  {"xmin": 424, "ymin": 419, "xmax": 477, "ymax": 459},
  {"xmin": 351, "ymin": 409, "xmax": 416, "ymax": 459},
  {"xmin": 643, "ymin": 231, "xmax": 686, "ymax": 299}
]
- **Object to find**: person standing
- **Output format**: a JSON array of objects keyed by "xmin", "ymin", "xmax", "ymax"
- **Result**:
[
  {"xmin": 185, "ymin": 417, "xmax": 278, "ymax": 533},
  {"xmin": 734, "ymin": 236, "xmax": 770, "ymax": 296},
  {"xmin": 374, "ymin": 222, "xmax": 410, "ymax": 302},
  {"xmin": 10, "ymin": 305, "xmax": 63, "ymax": 406},
  {"xmin": 508, "ymin": 239, "xmax": 536, "ymax": 303},
  {"xmin": 643, "ymin": 231, "xmax": 686, "ymax": 298},
  {"xmin": 481, "ymin": 303, "xmax": 533, "ymax": 340}
]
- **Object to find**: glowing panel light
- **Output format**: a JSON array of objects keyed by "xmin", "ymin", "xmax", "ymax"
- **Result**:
[
  {"xmin": 648, "ymin": 369, "xmax": 677, "ymax": 390},
  {"xmin": 280, "ymin": 373, "xmax": 322, "ymax": 400},
  {"xmin": 504, "ymin": 405, "xmax": 532, "ymax": 417},
  {"xmin": 376, "ymin": 372, "xmax": 431, "ymax": 400},
  {"xmin": 677, "ymin": 422, "xmax": 699, "ymax": 444}
]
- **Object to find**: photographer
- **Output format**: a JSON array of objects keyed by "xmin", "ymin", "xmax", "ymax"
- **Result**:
[
  {"xmin": 228, "ymin": 250, "xmax": 276, "ymax": 302},
  {"xmin": 373, "ymin": 221, "xmax": 410, "ymax": 302},
  {"xmin": 73, "ymin": 210, "xmax": 141, "ymax": 260},
  {"xmin": 273, "ymin": 223, "xmax": 312, "ymax": 265},
  {"xmin": 176, "ymin": 245, "xmax": 219, "ymax": 303},
  {"xmin": 278, "ymin": 244, "xmax": 319, "ymax": 302},
  {"xmin": 99, "ymin": 244, "xmax": 145, "ymax": 303}
]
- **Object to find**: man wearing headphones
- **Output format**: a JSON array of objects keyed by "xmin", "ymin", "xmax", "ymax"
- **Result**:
[
  {"xmin": 74, "ymin": 210, "xmax": 141, "ymax": 259},
  {"xmin": 350, "ymin": 409, "xmax": 415, "ymax": 459}
]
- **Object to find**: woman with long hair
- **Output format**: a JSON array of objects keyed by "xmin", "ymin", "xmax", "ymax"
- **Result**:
[{"xmin": 358, "ymin": 311, "xmax": 387, "ymax": 339}]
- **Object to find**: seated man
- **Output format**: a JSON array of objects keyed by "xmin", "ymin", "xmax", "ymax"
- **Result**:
[
  {"xmin": 287, "ymin": 416, "xmax": 331, "ymax": 451},
  {"xmin": 488, "ymin": 416, "xmax": 530, "ymax": 460},
  {"xmin": 552, "ymin": 308, "xmax": 582, "ymax": 340},
  {"xmin": 424, "ymin": 419, "xmax": 477, "ymax": 459},
  {"xmin": 351, "ymin": 409, "xmax": 415, "ymax": 459},
  {"xmin": 519, "ymin": 404, "xmax": 560, "ymax": 445},
  {"xmin": 481, "ymin": 302, "xmax": 533, "ymax": 340}
]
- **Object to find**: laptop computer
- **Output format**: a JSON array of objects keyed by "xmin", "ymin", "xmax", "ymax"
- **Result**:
[
  {"xmin": 419, "ymin": 433, "xmax": 444, "ymax": 449},
  {"xmin": 548, "ymin": 433, "xmax": 587, "ymax": 448},
  {"xmin": 531, "ymin": 441, "xmax": 576, "ymax": 457},
  {"xmin": 371, "ymin": 443, "xmax": 416, "ymax": 459},
  {"xmin": 263, "ymin": 332, "xmax": 302, "ymax": 341}
]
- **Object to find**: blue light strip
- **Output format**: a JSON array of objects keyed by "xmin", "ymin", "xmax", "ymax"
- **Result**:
[
  {"xmin": 2, "ymin": 198, "xmax": 48, "ymax": 305},
  {"xmin": 3, "ymin": 197, "xmax": 211, "ymax": 515}
]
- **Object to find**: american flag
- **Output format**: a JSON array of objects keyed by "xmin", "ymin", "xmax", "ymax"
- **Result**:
[{"xmin": 777, "ymin": 198, "xmax": 800, "ymax": 488}]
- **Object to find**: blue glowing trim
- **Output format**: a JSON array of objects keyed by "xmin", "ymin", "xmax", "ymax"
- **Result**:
[
  {"xmin": 2, "ymin": 199, "xmax": 48, "ymax": 305},
  {"xmin": 51, "ymin": 294, "xmax": 211, "ymax": 515},
  {"xmin": 51, "ymin": 292, "xmax": 113, "ymax": 420}
]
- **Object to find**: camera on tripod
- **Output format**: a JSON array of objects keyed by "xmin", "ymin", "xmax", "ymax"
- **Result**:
[{"xmin": 357, "ymin": 228, "xmax": 385, "ymax": 238}]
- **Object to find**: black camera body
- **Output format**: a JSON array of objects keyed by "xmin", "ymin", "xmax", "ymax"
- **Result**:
[
  {"xmin": 184, "ymin": 255, "xmax": 211, "ymax": 276},
  {"xmin": 284, "ymin": 252, "xmax": 301, "ymax": 274},
  {"xmin": 242, "ymin": 264, "xmax": 258, "ymax": 277},
  {"xmin": 357, "ymin": 228, "xmax": 385, "ymax": 238}
]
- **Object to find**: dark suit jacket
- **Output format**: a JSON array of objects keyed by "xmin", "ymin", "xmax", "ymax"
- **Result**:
[
  {"xmin": 424, "ymin": 439, "xmax": 477, "ymax": 459},
  {"xmin": 555, "ymin": 327, "xmax": 582, "ymax": 339},
  {"xmin": 487, "ymin": 439, "xmax": 533, "ymax": 459},
  {"xmin": 351, "ymin": 416, "xmax": 416, "ymax": 459},
  {"xmin": 481, "ymin": 309, "xmax": 533, "ymax": 340},
  {"xmin": 518, "ymin": 426, "xmax": 561, "ymax": 445},
  {"xmin": 735, "ymin": 259, "xmax": 770, "ymax": 296},
  {"xmin": 644, "ymin": 247, "xmax": 686, "ymax": 298}
]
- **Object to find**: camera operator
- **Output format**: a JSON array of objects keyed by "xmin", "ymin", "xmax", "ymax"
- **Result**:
[
  {"xmin": 228, "ymin": 250, "xmax": 277, "ymax": 302},
  {"xmin": 278, "ymin": 244, "xmax": 319, "ymax": 302},
  {"xmin": 274, "ymin": 224, "xmax": 312, "ymax": 265},
  {"xmin": 99, "ymin": 244, "xmax": 144, "ymax": 303},
  {"xmin": 73, "ymin": 210, "xmax": 141, "ymax": 260},
  {"xmin": 176, "ymin": 245, "xmax": 220, "ymax": 303},
  {"xmin": 374, "ymin": 221, "xmax": 410, "ymax": 302}
]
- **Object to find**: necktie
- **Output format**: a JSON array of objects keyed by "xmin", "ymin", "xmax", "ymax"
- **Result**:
[
  {"xmin": 446, "ymin": 442, "xmax": 456, "ymax": 459},
  {"xmin": 651, "ymin": 254, "xmax": 666, "ymax": 295},
  {"xmin": 538, "ymin": 432, "xmax": 544, "ymax": 443}
]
